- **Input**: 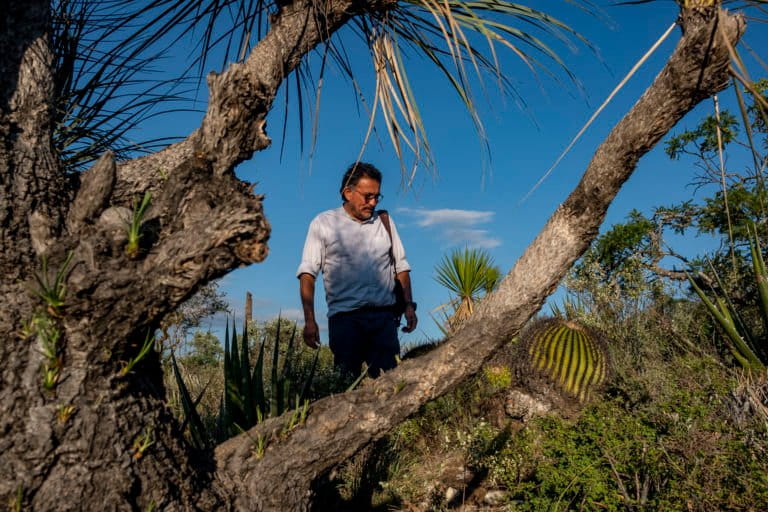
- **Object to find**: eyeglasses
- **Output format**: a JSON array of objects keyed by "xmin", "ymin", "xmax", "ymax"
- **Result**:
[{"xmin": 352, "ymin": 189, "xmax": 383, "ymax": 203}]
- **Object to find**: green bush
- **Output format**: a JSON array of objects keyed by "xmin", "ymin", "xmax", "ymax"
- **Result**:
[{"xmin": 475, "ymin": 357, "xmax": 768, "ymax": 511}]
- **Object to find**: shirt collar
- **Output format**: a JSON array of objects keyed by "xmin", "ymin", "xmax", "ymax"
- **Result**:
[{"xmin": 338, "ymin": 205, "xmax": 378, "ymax": 224}]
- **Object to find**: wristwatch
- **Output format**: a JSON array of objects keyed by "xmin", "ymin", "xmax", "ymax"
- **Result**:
[{"xmin": 405, "ymin": 301, "xmax": 417, "ymax": 311}]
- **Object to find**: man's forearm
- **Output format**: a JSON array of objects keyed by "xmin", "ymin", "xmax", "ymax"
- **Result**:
[
  {"xmin": 395, "ymin": 271, "xmax": 413, "ymax": 303},
  {"xmin": 299, "ymin": 273, "xmax": 316, "ymax": 320}
]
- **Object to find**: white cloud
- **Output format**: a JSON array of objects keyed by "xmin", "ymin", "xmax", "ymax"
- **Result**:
[
  {"xmin": 397, "ymin": 207, "xmax": 494, "ymax": 228},
  {"xmin": 396, "ymin": 207, "xmax": 500, "ymax": 249},
  {"xmin": 443, "ymin": 229, "xmax": 501, "ymax": 249}
]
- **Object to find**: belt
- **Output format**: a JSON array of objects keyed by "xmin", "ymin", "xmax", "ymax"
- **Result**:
[{"xmin": 334, "ymin": 304, "xmax": 396, "ymax": 316}]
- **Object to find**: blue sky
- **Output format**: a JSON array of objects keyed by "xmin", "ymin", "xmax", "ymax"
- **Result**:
[{"xmin": 136, "ymin": 1, "xmax": 768, "ymax": 344}]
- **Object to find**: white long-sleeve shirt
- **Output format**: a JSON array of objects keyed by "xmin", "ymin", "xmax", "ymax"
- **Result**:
[{"xmin": 297, "ymin": 207, "xmax": 411, "ymax": 317}]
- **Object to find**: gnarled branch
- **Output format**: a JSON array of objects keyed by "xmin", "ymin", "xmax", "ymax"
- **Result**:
[{"xmin": 214, "ymin": 8, "xmax": 744, "ymax": 512}]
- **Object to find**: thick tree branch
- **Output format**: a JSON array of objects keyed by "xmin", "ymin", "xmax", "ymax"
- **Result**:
[
  {"xmin": 0, "ymin": 0, "xmax": 66, "ymax": 275},
  {"xmin": 114, "ymin": 0, "xmax": 394, "ymax": 202},
  {"xmin": 214, "ymin": 9, "xmax": 744, "ymax": 511},
  {"xmin": 65, "ymin": 154, "xmax": 270, "ymax": 344}
]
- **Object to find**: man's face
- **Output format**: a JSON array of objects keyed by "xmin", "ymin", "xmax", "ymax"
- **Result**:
[{"xmin": 343, "ymin": 176, "xmax": 381, "ymax": 222}]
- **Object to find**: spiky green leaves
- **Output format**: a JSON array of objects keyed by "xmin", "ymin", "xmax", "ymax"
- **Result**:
[
  {"xmin": 434, "ymin": 246, "xmax": 501, "ymax": 333},
  {"xmin": 522, "ymin": 318, "xmax": 607, "ymax": 402},
  {"xmin": 349, "ymin": 0, "xmax": 592, "ymax": 177},
  {"xmin": 125, "ymin": 192, "xmax": 152, "ymax": 259},
  {"xmin": 686, "ymin": 225, "xmax": 768, "ymax": 371}
]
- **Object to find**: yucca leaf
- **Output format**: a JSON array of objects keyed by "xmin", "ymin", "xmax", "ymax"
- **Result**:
[
  {"xmin": 216, "ymin": 396, "xmax": 228, "ymax": 442},
  {"xmin": 222, "ymin": 318, "xmax": 234, "ymax": 428},
  {"xmin": 299, "ymin": 349, "xmax": 320, "ymax": 403},
  {"xmin": 704, "ymin": 256, "xmax": 758, "ymax": 352},
  {"xmin": 230, "ymin": 317, "xmax": 241, "ymax": 387},
  {"xmin": 240, "ymin": 315, "xmax": 255, "ymax": 426},
  {"xmin": 281, "ymin": 380, "xmax": 291, "ymax": 416},
  {"xmin": 223, "ymin": 319, "xmax": 231, "ymax": 377},
  {"xmin": 252, "ymin": 334, "xmax": 267, "ymax": 418},
  {"xmin": 179, "ymin": 382, "xmax": 210, "ymax": 441},
  {"xmin": 224, "ymin": 317, "xmax": 247, "ymax": 428},
  {"xmin": 282, "ymin": 323, "xmax": 297, "ymax": 380},
  {"xmin": 270, "ymin": 316, "xmax": 282, "ymax": 418},
  {"xmin": 687, "ymin": 272, "xmax": 763, "ymax": 370},
  {"xmin": 748, "ymin": 226, "xmax": 768, "ymax": 360},
  {"xmin": 170, "ymin": 353, "xmax": 208, "ymax": 450}
]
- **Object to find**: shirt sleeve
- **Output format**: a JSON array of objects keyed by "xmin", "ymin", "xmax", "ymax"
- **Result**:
[
  {"xmin": 296, "ymin": 217, "xmax": 324, "ymax": 278},
  {"xmin": 388, "ymin": 215, "xmax": 411, "ymax": 273}
]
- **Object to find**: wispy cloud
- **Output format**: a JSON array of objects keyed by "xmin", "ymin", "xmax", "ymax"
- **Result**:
[
  {"xmin": 442, "ymin": 228, "xmax": 501, "ymax": 249},
  {"xmin": 396, "ymin": 207, "xmax": 501, "ymax": 249},
  {"xmin": 397, "ymin": 208, "xmax": 494, "ymax": 228}
]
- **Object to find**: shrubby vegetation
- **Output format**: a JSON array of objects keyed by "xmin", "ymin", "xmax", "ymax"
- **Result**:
[
  {"xmin": 162, "ymin": 82, "xmax": 768, "ymax": 510},
  {"xmin": 304, "ymin": 86, "xmax": 768, "ymax": 510}
]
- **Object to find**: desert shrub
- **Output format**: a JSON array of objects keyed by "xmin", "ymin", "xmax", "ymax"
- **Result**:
[{"xmin": 474, "ymin": 355, "xmax": 768, "ymax": 511}]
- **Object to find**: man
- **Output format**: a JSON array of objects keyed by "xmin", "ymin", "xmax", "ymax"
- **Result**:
[{"xmin": 297, "ymin": 162, "xmax": 417, "ymax": 378}]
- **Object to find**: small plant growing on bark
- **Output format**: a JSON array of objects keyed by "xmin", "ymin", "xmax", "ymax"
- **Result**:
[
  {"xmin": 10, "ymin": 484, "xmax": 23, "ymax": 512},
  {"xmin": 132, "ymin": 427, "xmax": 155, "ymax": 460},
  {"xmin": 125, "ymin": 191, "xmax": 151, "ymax": 259},
  {"xmin": 30, "ymin": 251, "xmax": 73, "ymax": 316},
  {"xmin": 119, "ymin": 331, "xmax": 156, "ymax": 377},
  {"xmin": 281, "ymin": 396, "xmax": 310, "ymax": 437},
  {"xmin": 252, "ymin": 433, "xmax": 268, "ymax": 459},
  {"xmin": 32, "ymin": 313, "xmax": 63, "ymax": 392},
  {"xmin": 57, "ymin": 404, "xmax": 76, "ymax": 425}
]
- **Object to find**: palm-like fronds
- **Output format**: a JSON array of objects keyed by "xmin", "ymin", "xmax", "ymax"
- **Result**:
[
  {"xmin": 348, "ymin": 0, "xmax": 593, "ymax": 180},
  {"xmin": 51, "ymin": 0, "xmax": 592, "ymax": 179},
  {"xmin": 434, "ymin": 246, "xmax": 501, "ymax": 331},
  {"xmin": 50, "ymin": 0, "xmax": 277, "ymax": 172}
]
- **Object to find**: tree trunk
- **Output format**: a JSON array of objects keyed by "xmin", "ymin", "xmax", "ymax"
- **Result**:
[
  {"xmin": 0, "ymin": 0, "xmax": 390, "ymax": 509},
  {"xmin": 0, "ymin": 0, "xmax": 743, "ymax": 510},
  {"xmin": 214, "ymin": 7, "xmax": 744, "ymax": 511}
]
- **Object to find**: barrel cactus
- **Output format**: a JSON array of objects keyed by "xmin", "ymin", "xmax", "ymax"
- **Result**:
[{"xmin": 521, "ymin": 317, "xmax": 608, "ymax": 402}]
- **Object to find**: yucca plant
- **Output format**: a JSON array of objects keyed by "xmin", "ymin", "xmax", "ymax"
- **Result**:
[
  {"xmin": 521, "ymin": 317, "xmax": 608, "ymax": 402},
  {"xmin": 433, "ymin": 246, "xmax": 501, "ymax": 333},
  {"xmin": 687, "ymin": 226, "xmax": 768, "ymax": 371}
]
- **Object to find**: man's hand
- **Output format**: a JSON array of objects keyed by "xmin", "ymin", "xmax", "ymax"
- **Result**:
[
  {"xmin": 401, "ymin": 304, "xmax": 417, "ymax": 333},
  {"xmin": 303, "ymin": 319, "xmax": 320, "ymax": 349}
]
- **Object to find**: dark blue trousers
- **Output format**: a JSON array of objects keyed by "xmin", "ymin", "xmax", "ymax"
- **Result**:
[{"xmin": 328, "ymin": 309, "xmax": 400, "ymax": 379}]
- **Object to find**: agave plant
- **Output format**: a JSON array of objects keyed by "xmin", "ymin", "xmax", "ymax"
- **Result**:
[
  {"xmin": 171, "ymin": 313, "xmax": 320, "ymax": 445},
  {"xmin": 687, "ymin": 226, "xmax": 768, "ymax": 371},
  {"xmin": 218, "ymin": 314, "xmax": 318, "ymax": 441},
  {"xmin": 433, "ymin": 246, "xmax": 501, "ymax": 333}
]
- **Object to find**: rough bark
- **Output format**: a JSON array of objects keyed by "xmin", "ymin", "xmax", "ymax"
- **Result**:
[
  {"xmin": 214, "ymin": 8, "xmax": 744, "ymax": 511},
  {"xmin": 0, "ymin": 0, "xmax": 390, "ymax": 509},
  {"xmin": 0, "ymin": 0, "xmax": 744, "ymax": 510}
]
